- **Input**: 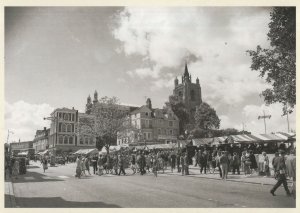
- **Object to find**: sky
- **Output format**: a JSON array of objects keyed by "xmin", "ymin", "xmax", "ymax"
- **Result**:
[{"xmin": 4, "ymin": 7, "xmax": 296, "ymax": 142}]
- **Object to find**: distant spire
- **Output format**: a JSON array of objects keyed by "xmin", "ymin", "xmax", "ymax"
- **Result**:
[
  {"xmin": 87, "ymin": 95, "xmax": 91, "ymax": 104},
  {"xmin": 184, "ymin": 61, "xmax": 189, "ymax": 77},
  {"xmin": 93, "ymin": 90, "xmax": 98, "ymax": 103}
]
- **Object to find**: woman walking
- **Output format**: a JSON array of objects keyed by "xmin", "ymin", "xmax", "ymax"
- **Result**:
[
  {"xmin": 84, "ymin": 156, "xmax": 91, "ymax": 175},
  {"xmin": 41, "ymin": 157, "xmax": 48, "ymax": 173},
  {"xmin": 75, "ymin": 156, "xmax": 82, "ymax": 178}
]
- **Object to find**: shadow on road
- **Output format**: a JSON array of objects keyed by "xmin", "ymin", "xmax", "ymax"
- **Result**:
[
  {"xmin": 12, "ymin": 171, "xmax": 64, "ymax": 183},
  {"xmin": 13, "ymin": 196, "xmax": 121, "ymax": 208}
]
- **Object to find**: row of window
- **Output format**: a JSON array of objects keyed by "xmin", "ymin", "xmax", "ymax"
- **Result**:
[
  {"xmin": 133, "ymin": 119, "xmax": 174, "ymax": 128},
  {"xmin": 79, "ymin": 137, "xmax": 94, "ymax": 145},
  {"xmin": 58, "ymin": 123, "xmax": 74, "ymax": 133},
  {"xmin": 58, "ymin": 112, "xmax": 76, "ymax": 122},
  {"xmin": 58, "ymin": 136, "xmax": 74, "ymax": 145}
]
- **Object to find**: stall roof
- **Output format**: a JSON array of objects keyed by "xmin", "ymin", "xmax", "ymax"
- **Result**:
[
  {"xmin": 74, "ymin": 148, "xmax": 98, "ymax": 155},
  {"xmin": 17, "ymin": 151, "xmax": 28, "ymax": 155}
]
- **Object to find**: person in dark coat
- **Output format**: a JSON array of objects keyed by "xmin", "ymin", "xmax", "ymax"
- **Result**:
[
  {"xmin": 232, "ymin": 152, "xmax": 240, "ymax": 175},
  {"xmin": 249, "ymin": 150, "xmax": 258, "ymax": 174},
  {"xmin": 199, "ymin": 151, "xmax": 207, "ymax": 174},
  {"xmin": 118, "ymin": 154, "xmax": 126, "ymax": 176},
  {"xmin": 176, "ymin": 152, "xmax": 181, "ymax": 173},
  {"xmin": 139, "ymin": 152, "xmax": 146, "ymax": 175},
  {"xmin": 91, "ymin": 154, "xmax": 98, "ymax": 175},
  {"xmin": 270, "ymin": 151, "xmax": 291, "ymax": 196}
]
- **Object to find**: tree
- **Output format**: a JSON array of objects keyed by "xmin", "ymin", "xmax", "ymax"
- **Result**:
[
  {"xmin": 194, "ymin": 102, "xmax": 220, "ymax": 130},
  {"xmin": 247, "ymin": 7, "xmax": 296, "ymax": 114},
  {"xmin": 78, "ymin": 96, "xmax": 129, "ymax": 153},
  {"xmin": 165, "ymin": 95, "xmax": 190, "ymax": 135}
]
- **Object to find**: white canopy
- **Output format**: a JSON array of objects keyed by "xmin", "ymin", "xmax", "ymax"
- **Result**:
[{"xmin": 74, "ymin": 148, "xmax": 98, "ymax": 155}]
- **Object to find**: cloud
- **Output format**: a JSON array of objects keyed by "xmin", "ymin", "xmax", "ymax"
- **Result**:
[
  {"xmin": 242, "ymin": 103, "xmax": 296, "ymax": 134},
  {"xmin": 112, "ymin": 7, "xmax": 272, "ymax": 104},
  {"xmin": 5, "ymin": 100, "xmax": 54, "ymax": 142}
]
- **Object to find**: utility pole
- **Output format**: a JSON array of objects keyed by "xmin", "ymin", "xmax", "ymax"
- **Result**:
[
  {"xmin": 242, "ymin": 123, "xmax": 246, "ymax": 134},
  {"xmin": 6, "ymin": 130, "xmax": 14, "ymax": 144},
  {"xmin": 258, "ymin": 111, "xmax": 271, "ymax": 134}
]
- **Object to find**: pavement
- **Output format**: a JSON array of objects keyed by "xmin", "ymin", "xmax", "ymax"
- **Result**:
[{"xmin": 5, "ymin": 161, "xmax": 295, "ymax": 208}]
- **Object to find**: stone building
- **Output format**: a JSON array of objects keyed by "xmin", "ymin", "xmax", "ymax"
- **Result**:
[
  {"xmin": 117, "ymin": 98, "xmax": 179, "ymax": 145},
  {"xmin": 171, "ymin": 63, "xmax": 202, "ymax": 119},
  {"xmin": 48, "ymin": 107, "xmax": 96, "ymax": 155}
]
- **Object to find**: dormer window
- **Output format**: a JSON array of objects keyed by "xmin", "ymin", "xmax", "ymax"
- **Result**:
[{"xmin": 145, "ymin": 112, "xmax": 149, "ymax": 116}]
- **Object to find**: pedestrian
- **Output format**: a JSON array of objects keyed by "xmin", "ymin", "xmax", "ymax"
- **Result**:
[
  {"xmin": 215, "ymin": 151, "xmax": 222, "ymax": 178},
  {"xmin": 180, "ymin": 153, "xmax": 185, "ymax": 176},
  {"xmin": 262, "ymin": 152, "xmax": 270, "ymax": 177},
  {"xmin": 41, "ymin": 157, "xmax": 48, "ymax": 173},
  {"xmin": 219, "ymin": 151, "xmax": 229, "ymax": 180},
  {"xmin": 130, "ymin": 153, "xmax": 137, "ymax": 174},
  {"xmin": 232, "ymin": 152, "xmax": 240, "ymax": 175},
  {"xmin": 285, "ymin": 149, "xmax": 296, "ymax": 199},
  {"xmin": 152, "ymin": 154, "xmax": 158, "ymax": 177},
  {"xmin": 194, "ymin": 150, "xmax": 199, "ymax": 166},
  {"xmin": 170, "ymin": 151, "xmax": 176, "ymax": 173},
  {"xmin": 75, "ymin": 156, "xmax": 82, "ymax": 178},
  {"xmin": 91, "ymin": 154, "xmax": 98, "ymax": 175},
  {"xmin": 270, "ymin": 151, "xmax": 291, "ymax": 197},
  {"xmin": 105, "ymin": 154, "xmax": 113, "ymax": 174},
  {"xmin": 113, "ymin": 154, "xmax": 119, "ymax": 175},
  {"xmin": 240, "ymin": 151, "xmax": 246, "ymax": 173},
  {"xmin": 249, "ymin": 150, "xmax": 258, "ymax": 175},
  {"xmin": 272, "ymin": 152, "xmax": 280, "ymax": 177},
  {"xmin": 184, "ymin": 152, "xmax": 189, "ymax": 175},
  {"xmin": 11, "ymin": 158, "xmax": 19, "ymax": 179},
  {"xmin": 118, "ymin": 154, "xmax": 126, "ymax": 176},
  {"xmin": 84, "ymin": 155, "xmax": 91, "ymax": 175},
  {"xmin": 244, "ymin": 151, "xmax": 251, "ymax": 176},
  {"xmin": 145, "ymin": 154, "xmax": 151, "ymax": 173},
  {"xmin": 97, "ymin": 155, "xmax": 104, "ymax": 176},
  {"xmin": 176, "ymin": 151, "xmax": 181, "ymax": 173},
  {"xmin": 199, "ymin": 151, "xmax": 207, "ymax": 174},
  {"xmin": 81, "ymin": 156, "xmax": 86, "ymax": 177},
  {"xmin": 207, "ymin": 151, "xmax": 213, "ymax": 173}
]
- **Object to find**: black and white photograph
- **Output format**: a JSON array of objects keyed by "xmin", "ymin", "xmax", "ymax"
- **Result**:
[{"xmin": 3, "ymin": 2, "xmax": 297, "ymax": 208}]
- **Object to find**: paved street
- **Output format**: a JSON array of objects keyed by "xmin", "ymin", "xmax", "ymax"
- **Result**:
[{"xmin": 6, "ymin": 161, "xmax": 295, "ymax": 208}]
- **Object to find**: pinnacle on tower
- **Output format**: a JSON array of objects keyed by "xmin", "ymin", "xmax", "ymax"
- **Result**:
[
  {"xmin": 93, "ymin": 90, "xmax": 98, "ymax": 103},
  {"xmin": 87, "ymin": 95, "xmax": 91, "ymax": 103},
  {"xmin": 146, "ymin": 98, "xmax": 152, "ymax": 109}
]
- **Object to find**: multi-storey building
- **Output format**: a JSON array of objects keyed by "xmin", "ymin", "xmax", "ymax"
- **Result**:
[
  {"xmin": 48, "ymin": 107, "xmax": 96, "ymax": 155},
  {"xmin": 33, "ymin": 127, "xmax": 50, "ymax": 153},
  {"xmin": 117, "ymin": 98, "xmax": 179, "ymax": 145}
]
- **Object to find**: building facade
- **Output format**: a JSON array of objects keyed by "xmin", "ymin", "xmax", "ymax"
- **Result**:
[
  {"xmin": 10, "ymin": 141, "xmax": 33, "ymax": 156},
  {"xmin": 48, "ymin": 107, "xmax": 95, "ymax": 155},
  {"xmin": 117, "ymin": 98, "xmax": 179, "ymax": 145},
  {"xmin": 171, "ymin": 63, "xmax": 202, "ymax": 118},
  {"xmin": 33, "ymin": 127, "xmax": 50, "ymax": 153}
]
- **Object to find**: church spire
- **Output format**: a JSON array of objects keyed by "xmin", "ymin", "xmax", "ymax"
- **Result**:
[{"xmin": 184, "ymin": 61, "xmax": 189, "ymax": 78}]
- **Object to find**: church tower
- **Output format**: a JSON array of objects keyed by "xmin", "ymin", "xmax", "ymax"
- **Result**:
[{"xmin": 171, "ymin": 63, "xmax": 202, "ymax": 119}]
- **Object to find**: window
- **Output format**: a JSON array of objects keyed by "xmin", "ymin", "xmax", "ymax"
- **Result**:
[
  {"xmin": 72, "ymin": 114, "xmax": 75, "ymax": 121},
  {"xmin": 145, "ymin": 112, "xmax": 148, "ymax": 116},
  {"xmin": 61, "ymin": 123, "xmax": 66, "ymax": 132},
  {"xmin": 158, "ymin": 128, "xmax": 161, "ymax": 134},
  {"xmin": 58, "ymin": 136, "xmax": 64, "ymax": 144},
  {"xmin": 64, "ymin": 114, "xmax": 69, "ymax": 121},
  {"xmin": 179, "ymin": 91, "xmax": 183, "ymax": 97},
  {"xmin": 169, "ymin": 121, "xmax": 173, "ymax": 127},
  {"xmin": 85, "ymin": 137, "xmax": 89, "ymax": 145},
  {"xmin": 67, "ymin": 124, "xmax": 72, "ymax": 132},
  {"xmin": 59, "ymin": 112, "xmax": 62, "ymax": 118},
  {"xmin": 170, "ymin": 130, "xmax": 173, "ymax": 135},
  {"xmin": 80, "ymin": 137, "xmax": 84, "ymax": 145},
  {"xmin": 143, "ymin": 133, "xmax": 147, "ymax": 139},
  {"xmin": 148, "ymin": 133, "xmax": 151, "ymax": 139},
  {"xmin": 68, "ymin": 136, "xmax": 73, "ymax": 144},
  {"xmin": 89, "ymin": 138, "xmax": 93, "ymax": 145},
  {"xmin": 63, "ymin": 136, "xmax": 68, "ymax": 144}
]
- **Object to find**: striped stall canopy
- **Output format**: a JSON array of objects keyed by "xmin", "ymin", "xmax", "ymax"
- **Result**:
[{"xmin": 228, "ymin": 133, "xmax": 295, "ymax": 144}]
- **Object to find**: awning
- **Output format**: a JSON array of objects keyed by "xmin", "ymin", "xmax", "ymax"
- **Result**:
[
  {"xmin": 40, "ymin": 150, "xmax": 49, "ymax": 155},
  {"xmin": 228, "ymin": 133, "xmax": 294, "ymax": 144},
  {"xmin": 192, "ymin": 138, "xmax": 214, "ymax": 146},
  {"xmin": 74, "ymin": 148, "xmax": 98, "ymax": 155}
]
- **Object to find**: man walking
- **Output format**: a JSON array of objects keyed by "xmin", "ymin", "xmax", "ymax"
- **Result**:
[{"xmin": 270, "ymin": 151, "xmax": 291, "ymax": 196}]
